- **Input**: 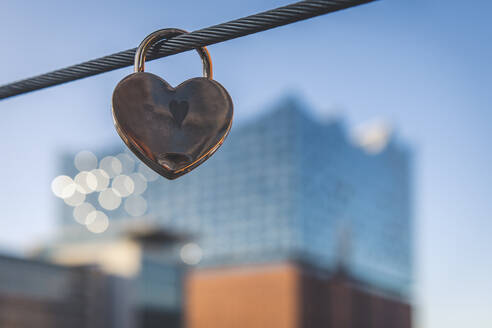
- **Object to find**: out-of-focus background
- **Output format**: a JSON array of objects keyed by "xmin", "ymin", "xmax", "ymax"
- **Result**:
[{"xmin": 0, "ymin": 0, "xmax": 491, "ymax": 327}]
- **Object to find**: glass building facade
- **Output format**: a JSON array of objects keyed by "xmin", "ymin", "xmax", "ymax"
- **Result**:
[{"xmin": 54, "ymin": 96, "xmax": 412, "ymax": 299}]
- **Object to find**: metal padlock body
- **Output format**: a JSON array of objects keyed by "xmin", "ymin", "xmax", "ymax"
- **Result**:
[{"xmin": 112, "ymin": 29, "xmax": 233, "ymax": 180}]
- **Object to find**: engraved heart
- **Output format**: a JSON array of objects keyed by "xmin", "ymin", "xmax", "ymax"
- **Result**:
[
  {"xmin": 169, "ymin": 99, "xmax": 189, "ymax": 127},
  {"xmin": 112, "ymin": 72, "xmax": 233, "ymax": 179}
]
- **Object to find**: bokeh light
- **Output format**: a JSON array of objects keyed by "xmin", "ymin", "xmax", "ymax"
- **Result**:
[
  {"xmin": 98, "ymin": 188, "xmax": 122, "ymax": 210},
  {"xmin": 63, "ymin": 185, "xmax": 86, "ymax": 207},
  {"xmin": 74, "ymin": 150, "xmax": 98, "ymax": 171},
  {"xmin": 54, "ymin": 151, "xmax": 160, "ymax": 234},
  {"xmin": 137, "ymin": 163, "xmax": 159, "ymax": 182},
  {"xmin": 180, "ymin": 243, "xmax": 203, "ymax": 265},
  {"xmin": 90, "ymin": 169, "xmax": 110, "ymax": 191},
  {"xmin": 51, "ymin": 175, "xmax": 74, "ymax": 198},
  {"xmin": 73, "ymin": 202, "xmax": 96, "ymax": 225},
  {"xmin": 130, "ymin": 172, "xmax": 147, "ymax": 195},
  {"xmin": 74, "ymin": 171, "xmax": 97, "ymax": 194},
  {"xmin": 124, "ymin": 195, "xmax": 147, "ymax": 217},
  {"xmin": 116, "ymin": 153, "xmax": 135, "ymax": 174},
  {"xmin": 99, "ymin": 156, "xmax": 122, "ymax": 178},
  {"xmin": 112, "ymin": 175, "xmax": 134, "ymax": 197},
  {"xmin": 86, "ymin": 211, "xmax": 109, "ymax": 233}
]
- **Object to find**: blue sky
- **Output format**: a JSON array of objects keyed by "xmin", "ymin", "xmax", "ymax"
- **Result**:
[{"xmin": 0, "ymin": 0, "xmax": 491, "ymax": 327}]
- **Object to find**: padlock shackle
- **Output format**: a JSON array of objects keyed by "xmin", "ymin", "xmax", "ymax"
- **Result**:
[{"xmin": 134, "ymin": 28, "xmax": 212, "ymax": 79}]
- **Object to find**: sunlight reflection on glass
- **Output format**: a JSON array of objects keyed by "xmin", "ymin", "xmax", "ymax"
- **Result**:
[
  {"xmin": 352, "ymin": 120, "xmax": 392, "ymax": 154},
  {"xmin": 86, "ymin": 211, "xmax": 109, "ymax": 233}
]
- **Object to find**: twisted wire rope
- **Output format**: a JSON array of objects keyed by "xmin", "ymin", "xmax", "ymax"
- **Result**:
[{"xmin": 0, "ymin": 0, "xmax": 374, "ymax": 99}]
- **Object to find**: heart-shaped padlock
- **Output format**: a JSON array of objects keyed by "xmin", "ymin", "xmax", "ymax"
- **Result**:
[{"xmin": 112, "ymin": 28, "xmax": 233, "ymax": 180}]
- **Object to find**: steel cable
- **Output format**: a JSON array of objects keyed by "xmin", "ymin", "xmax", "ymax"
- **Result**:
[{"xmin": 0, "ymin": 0, "xmax": 374, "ymax": 100}]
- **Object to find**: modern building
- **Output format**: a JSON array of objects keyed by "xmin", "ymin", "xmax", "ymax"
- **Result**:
[
  {"xmin": 43, "ymin": 95, "xmax": 413, "ymax": 327},
  {"xmin": 33, "ymin": 222, "xmax": 185, "ymax": 328},
  {"xmin": 0, "ymin": 254, "xmax": 126, "ymax": 328},
  {"xmin": 145, "ymin": 96, "xmax": 412, "ymax": 298}
]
